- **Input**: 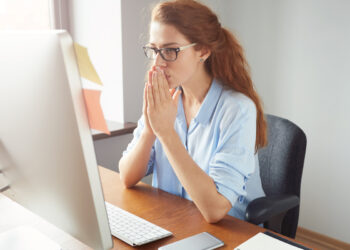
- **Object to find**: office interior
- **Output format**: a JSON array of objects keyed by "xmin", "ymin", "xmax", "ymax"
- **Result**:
[{"xmin": 1, "ymin": 0, "xmax": 349, "ymax": 249}]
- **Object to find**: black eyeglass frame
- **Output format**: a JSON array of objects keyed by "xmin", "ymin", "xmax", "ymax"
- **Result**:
[{"xmin": 142, "ymin": 43, "xmax": 197, "ymax": 62}]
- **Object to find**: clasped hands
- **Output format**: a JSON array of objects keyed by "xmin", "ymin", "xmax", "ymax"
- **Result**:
[{"xmin": 142, "ymin": 66, "xmax": 181, "ymax": 140}]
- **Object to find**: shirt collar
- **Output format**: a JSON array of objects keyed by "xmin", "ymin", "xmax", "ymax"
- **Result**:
[
  {"xmin": 177, "ymin": 78, "xmax": 223, "ymax": 125},
  {"xmin": 196, "ymin": 79, "xmax": 223, "ymax": 124}
]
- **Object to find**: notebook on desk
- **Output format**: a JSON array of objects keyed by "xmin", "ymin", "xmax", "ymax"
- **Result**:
[{"xmin": 234, "ymin": 231, "xmax": 312, "ymax": 250}]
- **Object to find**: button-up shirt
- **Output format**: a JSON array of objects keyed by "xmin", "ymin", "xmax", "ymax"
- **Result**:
[{"xmin": 123, "ymin": 78, "xmax": 265, "ymax": 220}]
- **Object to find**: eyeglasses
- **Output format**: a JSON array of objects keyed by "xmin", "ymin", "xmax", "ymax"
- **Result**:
[{"xmin": 142, "ymin": 43, "xmax": 196, "ymax": 62}]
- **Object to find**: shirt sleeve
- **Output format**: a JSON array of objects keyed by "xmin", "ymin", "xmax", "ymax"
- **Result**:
[
  {"xmin": 208, "ymin": 101, "xmax": 257, "ymax": 207},
  {"xmin": 122, "ymin": 115, "xmax": 155, "ymax": 176}
]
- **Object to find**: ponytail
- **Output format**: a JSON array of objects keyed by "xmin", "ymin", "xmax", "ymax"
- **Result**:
[{"xmin": 208, "ymin": 28, "xmax": 267, "ymax": 151}]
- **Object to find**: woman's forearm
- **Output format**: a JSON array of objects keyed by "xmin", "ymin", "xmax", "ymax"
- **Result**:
[
  {"xmin": 119, "ymin": 131, "xmax": 156, "ymax": 188},
  {"xmin": 158, "ymin": 129, "xmax": 232, "ymax": 223}
]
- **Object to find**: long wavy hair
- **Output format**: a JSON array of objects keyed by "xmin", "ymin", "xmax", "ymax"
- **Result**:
[{"xmin": 151, "ymin": 0, "xmax": 267, "ymax": 151}]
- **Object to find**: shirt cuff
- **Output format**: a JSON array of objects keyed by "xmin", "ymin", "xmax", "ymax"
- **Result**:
[{"xmin": 214, "ymin": 181, "xmax": 242, "ymax": 206}]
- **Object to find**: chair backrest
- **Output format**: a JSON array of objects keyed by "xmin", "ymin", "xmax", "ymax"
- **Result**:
[{"xmin": 258, "ymin": 114, "xmax": 307, "ymax": 237}]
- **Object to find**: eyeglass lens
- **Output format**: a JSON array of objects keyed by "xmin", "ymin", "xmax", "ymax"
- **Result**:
[{"xmin": 144, "ymin": 47, "xmax": 177, "ymax": 61}]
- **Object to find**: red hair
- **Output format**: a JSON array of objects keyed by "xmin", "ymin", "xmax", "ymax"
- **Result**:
[{"xmin": 152, "ymin": 0, "xmax": 267, "ymax": 151}]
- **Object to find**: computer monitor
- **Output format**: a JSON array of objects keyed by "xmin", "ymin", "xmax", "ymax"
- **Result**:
[{"xmin": 0, "ymin": 30, "xmax": 113, "ymax": 250}]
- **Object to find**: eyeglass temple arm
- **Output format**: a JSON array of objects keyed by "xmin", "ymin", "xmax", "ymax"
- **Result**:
[{"xmin": 178, "ymin": 43, "xmax": 197, "ymax": 51}]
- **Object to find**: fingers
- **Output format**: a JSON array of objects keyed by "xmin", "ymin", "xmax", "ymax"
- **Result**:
[
  {"xmin": 160, "ymin": 70, "xmax": 171, "ymax": 100},
  {"xmin": 146, "ymin": 82, "xmax": 154, "ymax": 110},
  {"xmin": 148, "ymin": 67, "xmax": 171, "ymax": 108},
  {"xmin": 148, "ymin": 70, "xmax": 153, "ymax": 85},
  {"xmin": 152, "ymin": 71, "xmax": 161, "ymax": 105},
  {"xmin": 156, "ymin": 70, "xmax": 169, "ymax": 101},
  {"xmin": 143, "ymin": 82, "xmax": 147, "ymax": 113}
]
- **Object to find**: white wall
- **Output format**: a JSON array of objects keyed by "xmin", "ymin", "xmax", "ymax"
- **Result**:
[
  {"xmin": 66, "ymin": 0, "xmax": 154, "ymax": 124},
  {"xmin": 68, "ymin": 0, "xmax": 155, "ymax": 178},
  {"xmin": 202, "ymin": 0, "xmax": 350, "ymax": 243},
  {"xmin": 121, "ymin": 0, "xmax": 155, "ymax": 122},
  {"xmin": 67, "ymin": 0, "xmax": 124, "ymax": 122},
  {"xmin": 66, "ymin": 0, "xmax": 154, "ymax": 177}
]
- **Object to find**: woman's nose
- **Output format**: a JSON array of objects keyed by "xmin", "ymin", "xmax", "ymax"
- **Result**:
[{"xmin": 154, "ymin": 53, "xmax": 167, "ymax": 67}]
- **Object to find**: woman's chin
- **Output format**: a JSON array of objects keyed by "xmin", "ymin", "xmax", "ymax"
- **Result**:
[
  {"xmin": 165, "ymin": 76, "xmax": 181, "ymax": 89},
  {"xmin": 167, "ymin": 78, "xmax": 175, "ymax": 88},
  {"xmin": 169, "ymin": 83, "xmax": 178, "ymax": 90}
]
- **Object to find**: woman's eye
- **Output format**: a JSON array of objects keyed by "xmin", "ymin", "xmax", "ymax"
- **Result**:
[{"xmin": 163, "ymin": 49, "xmax": 174, "ymax": 55}]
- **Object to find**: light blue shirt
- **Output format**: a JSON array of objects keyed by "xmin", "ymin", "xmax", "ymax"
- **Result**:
[{"xmin": 123, "ymin": 79, "xmax": 265, "ymax": 220}]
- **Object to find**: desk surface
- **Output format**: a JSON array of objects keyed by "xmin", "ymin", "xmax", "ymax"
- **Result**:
[{"xmin": 99, "ymin": 166, "xmax": 268, "ymax": 250}]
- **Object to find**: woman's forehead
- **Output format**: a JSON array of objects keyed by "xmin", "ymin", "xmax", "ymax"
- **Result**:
[{"xmin": 149, "ymin": 21, "xmax": 189, "ymax": 46}]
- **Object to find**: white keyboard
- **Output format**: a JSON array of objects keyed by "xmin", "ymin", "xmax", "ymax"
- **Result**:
[{"xmin": 105, "ymin": 202, "xmax": 172, "ymax": 246}]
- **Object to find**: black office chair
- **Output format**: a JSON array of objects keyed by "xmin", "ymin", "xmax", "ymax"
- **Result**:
[{"xmin": 245, "ymin": 114, "xmax": 307, "ymax": 238}]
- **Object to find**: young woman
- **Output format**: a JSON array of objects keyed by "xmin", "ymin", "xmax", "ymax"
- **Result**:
[{"xmin": 119, "ymin": 0, "xmax": 267, "ymax": 223}]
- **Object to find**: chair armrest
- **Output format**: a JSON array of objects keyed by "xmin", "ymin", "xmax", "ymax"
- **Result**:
[{"xmin": 245, "ymin": 195, "xmax": 299, "ymax": 225}]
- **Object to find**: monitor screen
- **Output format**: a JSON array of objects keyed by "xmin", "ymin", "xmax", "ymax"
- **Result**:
[{"xmin": 0, "ymin": 30, "xmax": 113, "ymax": 250}]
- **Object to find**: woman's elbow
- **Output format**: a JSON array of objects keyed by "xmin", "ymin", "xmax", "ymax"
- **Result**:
[
  {"xmin": 119, "ymin": 160, "xmax": 132, "ymax": 188},
  {"xmin": 119, "ymin": 171, "xmax": 136, "ymax": 188},
  {"xmin": 202, "ymin": 210, "xmax": 227, "ymax": 224},
  {"xmin": 202, "ymin": 201, "xmax": 231, "ymax": 223},
  {"xmin": 119, "ymin": 168, "xmax": 134, "ymax": 189}
]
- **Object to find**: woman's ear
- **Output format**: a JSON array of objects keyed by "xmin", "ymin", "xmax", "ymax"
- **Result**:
[{"xmin": 199, "ymin": 46, "xmax": 211, "ymax": 62}]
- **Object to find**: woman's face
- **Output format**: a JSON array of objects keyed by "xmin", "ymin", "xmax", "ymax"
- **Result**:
[{"xmin": 148, "ymin": 21, "xmax": 202, "ymax": 89}]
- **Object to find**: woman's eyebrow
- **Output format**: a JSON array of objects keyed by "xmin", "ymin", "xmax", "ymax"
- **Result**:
[{"xmin": 149, "ymin": 42, "xmax": 180, "ymax": 47}]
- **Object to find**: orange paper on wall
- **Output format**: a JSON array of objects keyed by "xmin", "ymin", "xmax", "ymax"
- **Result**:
[{"xmin": 82, "ymin": 89, "xmax": 110, "ymax": 135}]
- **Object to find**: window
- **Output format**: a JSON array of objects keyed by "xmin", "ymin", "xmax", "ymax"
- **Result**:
[{"xmin": 0, "ymin": 0, "xmax": 51, "ymax": 30}]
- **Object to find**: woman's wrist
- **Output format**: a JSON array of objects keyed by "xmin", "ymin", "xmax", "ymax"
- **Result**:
[
  {"xmin": 157, "ymin": 128, "xmax": 178, "ymax": 145},
  {"xmin": 141, "ymin": 129, "xmax": 156, "ymax": 141}
]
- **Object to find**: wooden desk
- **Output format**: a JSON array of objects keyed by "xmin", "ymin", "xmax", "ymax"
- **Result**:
[{"xmin": 99, "ymin": 166, "xmax": 268, "ymax": 249}]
